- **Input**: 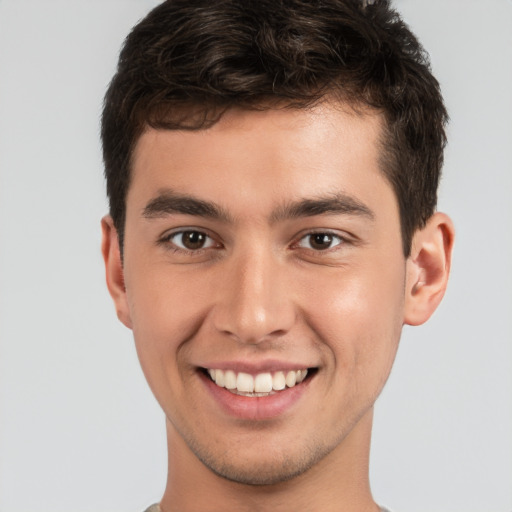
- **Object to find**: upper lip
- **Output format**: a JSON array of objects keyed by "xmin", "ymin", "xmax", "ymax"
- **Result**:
[{"xmin": 197, "ymin": 359, "xmax": 316, "ymax": 374}]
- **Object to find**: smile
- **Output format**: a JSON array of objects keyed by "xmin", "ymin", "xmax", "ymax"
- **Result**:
[{"xmin": 206, "ymin": 368, "xmax": 308, "ymax": 397}]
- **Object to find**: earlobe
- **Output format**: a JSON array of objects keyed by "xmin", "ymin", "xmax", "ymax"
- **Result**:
[
  {"xmin": 101, "ymin": 215, "xmax": 133, "ymax": 329},
  {"xmin": 403, "ymin": 212, "xmax": 455, "ymax": 326}
]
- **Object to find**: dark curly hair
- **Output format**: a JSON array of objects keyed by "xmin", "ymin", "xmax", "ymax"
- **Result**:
[{"xmin": 101, "ymin": 0, "xmax": 448, "ymax": 256}]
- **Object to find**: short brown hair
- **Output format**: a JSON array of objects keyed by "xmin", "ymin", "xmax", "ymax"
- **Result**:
[{"xmin": 102, "ymin": 0, "xmax": 448, "ymax": 256}]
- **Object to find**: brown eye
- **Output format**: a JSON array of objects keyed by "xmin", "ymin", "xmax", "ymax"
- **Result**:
[
  {"xmin": 298, "ymin": 233, "xmax": 343, "ymax": 251},
  {"xmin": 169, "ymin": 230, "xmax": 216, "ymax": 251}
]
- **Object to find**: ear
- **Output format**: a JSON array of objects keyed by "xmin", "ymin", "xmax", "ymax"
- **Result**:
[
  {"xmin": 101, "ymin": 215, "xmax": 133, "ymax": 329},
  {"xmin": 404, "ymin": 212, "xmax": 455, "ymax": 326}
]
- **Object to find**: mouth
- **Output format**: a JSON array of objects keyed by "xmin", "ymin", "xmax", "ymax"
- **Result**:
[{"xmin": 201, "ymin": 367, "xmax": 315, "ymax": 397}]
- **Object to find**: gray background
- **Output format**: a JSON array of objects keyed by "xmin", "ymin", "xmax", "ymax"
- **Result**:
[{"xmin": 0, "ymin": 1, "xmax": 511, "ymax": 511}]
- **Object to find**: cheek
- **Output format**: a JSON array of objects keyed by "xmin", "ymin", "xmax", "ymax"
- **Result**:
[
  {"xmin": 125, "ymin": 264, "xmax": 211, "ymax": 394},
  {"xmin": 304, "ymin": 259, "xmax": 405, "ymax": 376},
  {"xmin": 127, "ymin": 257, "xmax": 211, "ymax": 334}
]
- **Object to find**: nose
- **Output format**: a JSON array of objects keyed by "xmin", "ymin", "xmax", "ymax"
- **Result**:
[{"xmin": 211, "ymin": 246, "xmax": 296, "ymax": 345}]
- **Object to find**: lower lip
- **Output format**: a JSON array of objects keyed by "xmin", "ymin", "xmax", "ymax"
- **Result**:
[{"xmin": 200, "ymin": 371, "xmax": 312, "ymax": 421}]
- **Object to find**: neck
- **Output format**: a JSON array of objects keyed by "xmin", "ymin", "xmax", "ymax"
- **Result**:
[{"xmin": 160, "ymin": 408, "xmax": 379, "ymax": 512}]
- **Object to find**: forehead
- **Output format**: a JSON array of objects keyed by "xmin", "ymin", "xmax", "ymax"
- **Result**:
[{"xmin": 128, "ymin": 103, "xmax": 392, "ymax": 219}]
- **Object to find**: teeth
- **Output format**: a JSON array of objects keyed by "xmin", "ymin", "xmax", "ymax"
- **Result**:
[
  {"xmin": 206, "ymin": 368, "xmax": 309, "ymax": 395},
  {"xmin": 254, "ymin": 373, "xmax": 273, "ymax": 393},
  {"xmin": 285, "ymin": 370, "xmax": 297, "ymax": 387},
  {"xmin": 224, "ymin": 370, "xmax": 237, "ymax": 390},
  {"xmin": 297, "ymin": 369, "xmax": 307, "ymax": 383},
  {"xmin": 272, "ymin": 371, "xmax": 286, "ymax": 391},
  {"xmin": 214, "ymin": 370, "xmax": 225, "ymax": 388},
  {"xmin": 236, "ymin": 372, "xmax": 254, "ymax": 393}
]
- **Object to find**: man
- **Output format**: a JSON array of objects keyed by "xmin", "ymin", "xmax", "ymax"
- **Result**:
[{"xmin": 100, "ymin": 0, "xmax": 454, "ymax": 510}]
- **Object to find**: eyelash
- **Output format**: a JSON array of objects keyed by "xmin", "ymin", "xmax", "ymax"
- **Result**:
[
  {"xmin": 158, "ymin": 229, "xmax": 219, "ymax": 254},
  {"xmin": 158, "ymin": 229, "xmax": 349, "ymax": 255},
  {"xmin": 294, "ymin": 231, "xmax": 346, "ymax": 252}
]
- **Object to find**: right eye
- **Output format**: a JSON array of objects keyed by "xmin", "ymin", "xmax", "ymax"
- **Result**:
[{"xmin": 166, "ymin": 230, "xmax": 217, "ymax": 251}]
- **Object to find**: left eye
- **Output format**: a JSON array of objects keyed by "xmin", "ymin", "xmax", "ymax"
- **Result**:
[
  {"xmin": 168, "ymin": 231, "xmax": 217, "ymax": 251},
  {"xmin": 297, "ymin": 233, "xmax": 344, "ymax": 251}
]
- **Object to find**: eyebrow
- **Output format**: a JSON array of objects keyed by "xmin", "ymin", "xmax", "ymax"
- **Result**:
[
  {"xmin": 269, "ymin": 193, "xmax": 375, "ymax": 223},
  {"xmin": 142, "ymin": 189, "xmax": 374, "ymax": 223},
  {"xmin": 142, "ymin": 190, "xmax": 232, "ymax": 222}
]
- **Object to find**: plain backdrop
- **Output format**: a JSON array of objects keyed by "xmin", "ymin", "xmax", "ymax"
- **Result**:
[{"xmin": 0, "ymin": 1, "xmax": 511, "ymax": 511}]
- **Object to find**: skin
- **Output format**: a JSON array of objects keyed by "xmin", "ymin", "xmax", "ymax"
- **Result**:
[{"xmin": 102, "ymin": 103, "xmax": 454, "ymax": 512}]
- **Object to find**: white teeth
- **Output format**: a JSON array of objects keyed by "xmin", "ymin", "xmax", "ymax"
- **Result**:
[
  {"xmin": 236, "ymin": 372, "xmax": 254, "ymax": 393},
  {"xmin": 215, "ymin": 370, "xmax": 225, "ymax": 388},
  {"xmin": 224, "ymin": 370, "xmax": 237, "ymax": 390},
  {"xmin": 207, "ymin": 368, "xmax": 309, "ymax": 395},
  {"xmin": 285, "ymin": 370, "xmax": 297, "ymax": 387},
  {"xmin": 254, "ymin": 373, "xmax": 273, "ymax": 393},
  {"xmin": 272, "ymin": 371, "xmax": 286, "ymax": 391}
]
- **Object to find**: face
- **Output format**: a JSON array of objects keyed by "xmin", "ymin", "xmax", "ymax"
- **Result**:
[{"xmin": 113, "ymin": 103, "xmax": 409, "ymax": 485}]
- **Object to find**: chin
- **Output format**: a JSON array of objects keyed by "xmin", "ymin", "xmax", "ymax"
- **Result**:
[
  {"xmin": 189, "ymin": 435, "xmax": 332, "ymax": 486},
  {"xmin": 203, "ymin": 456, "xmax": 313, "ymax": 486}
]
